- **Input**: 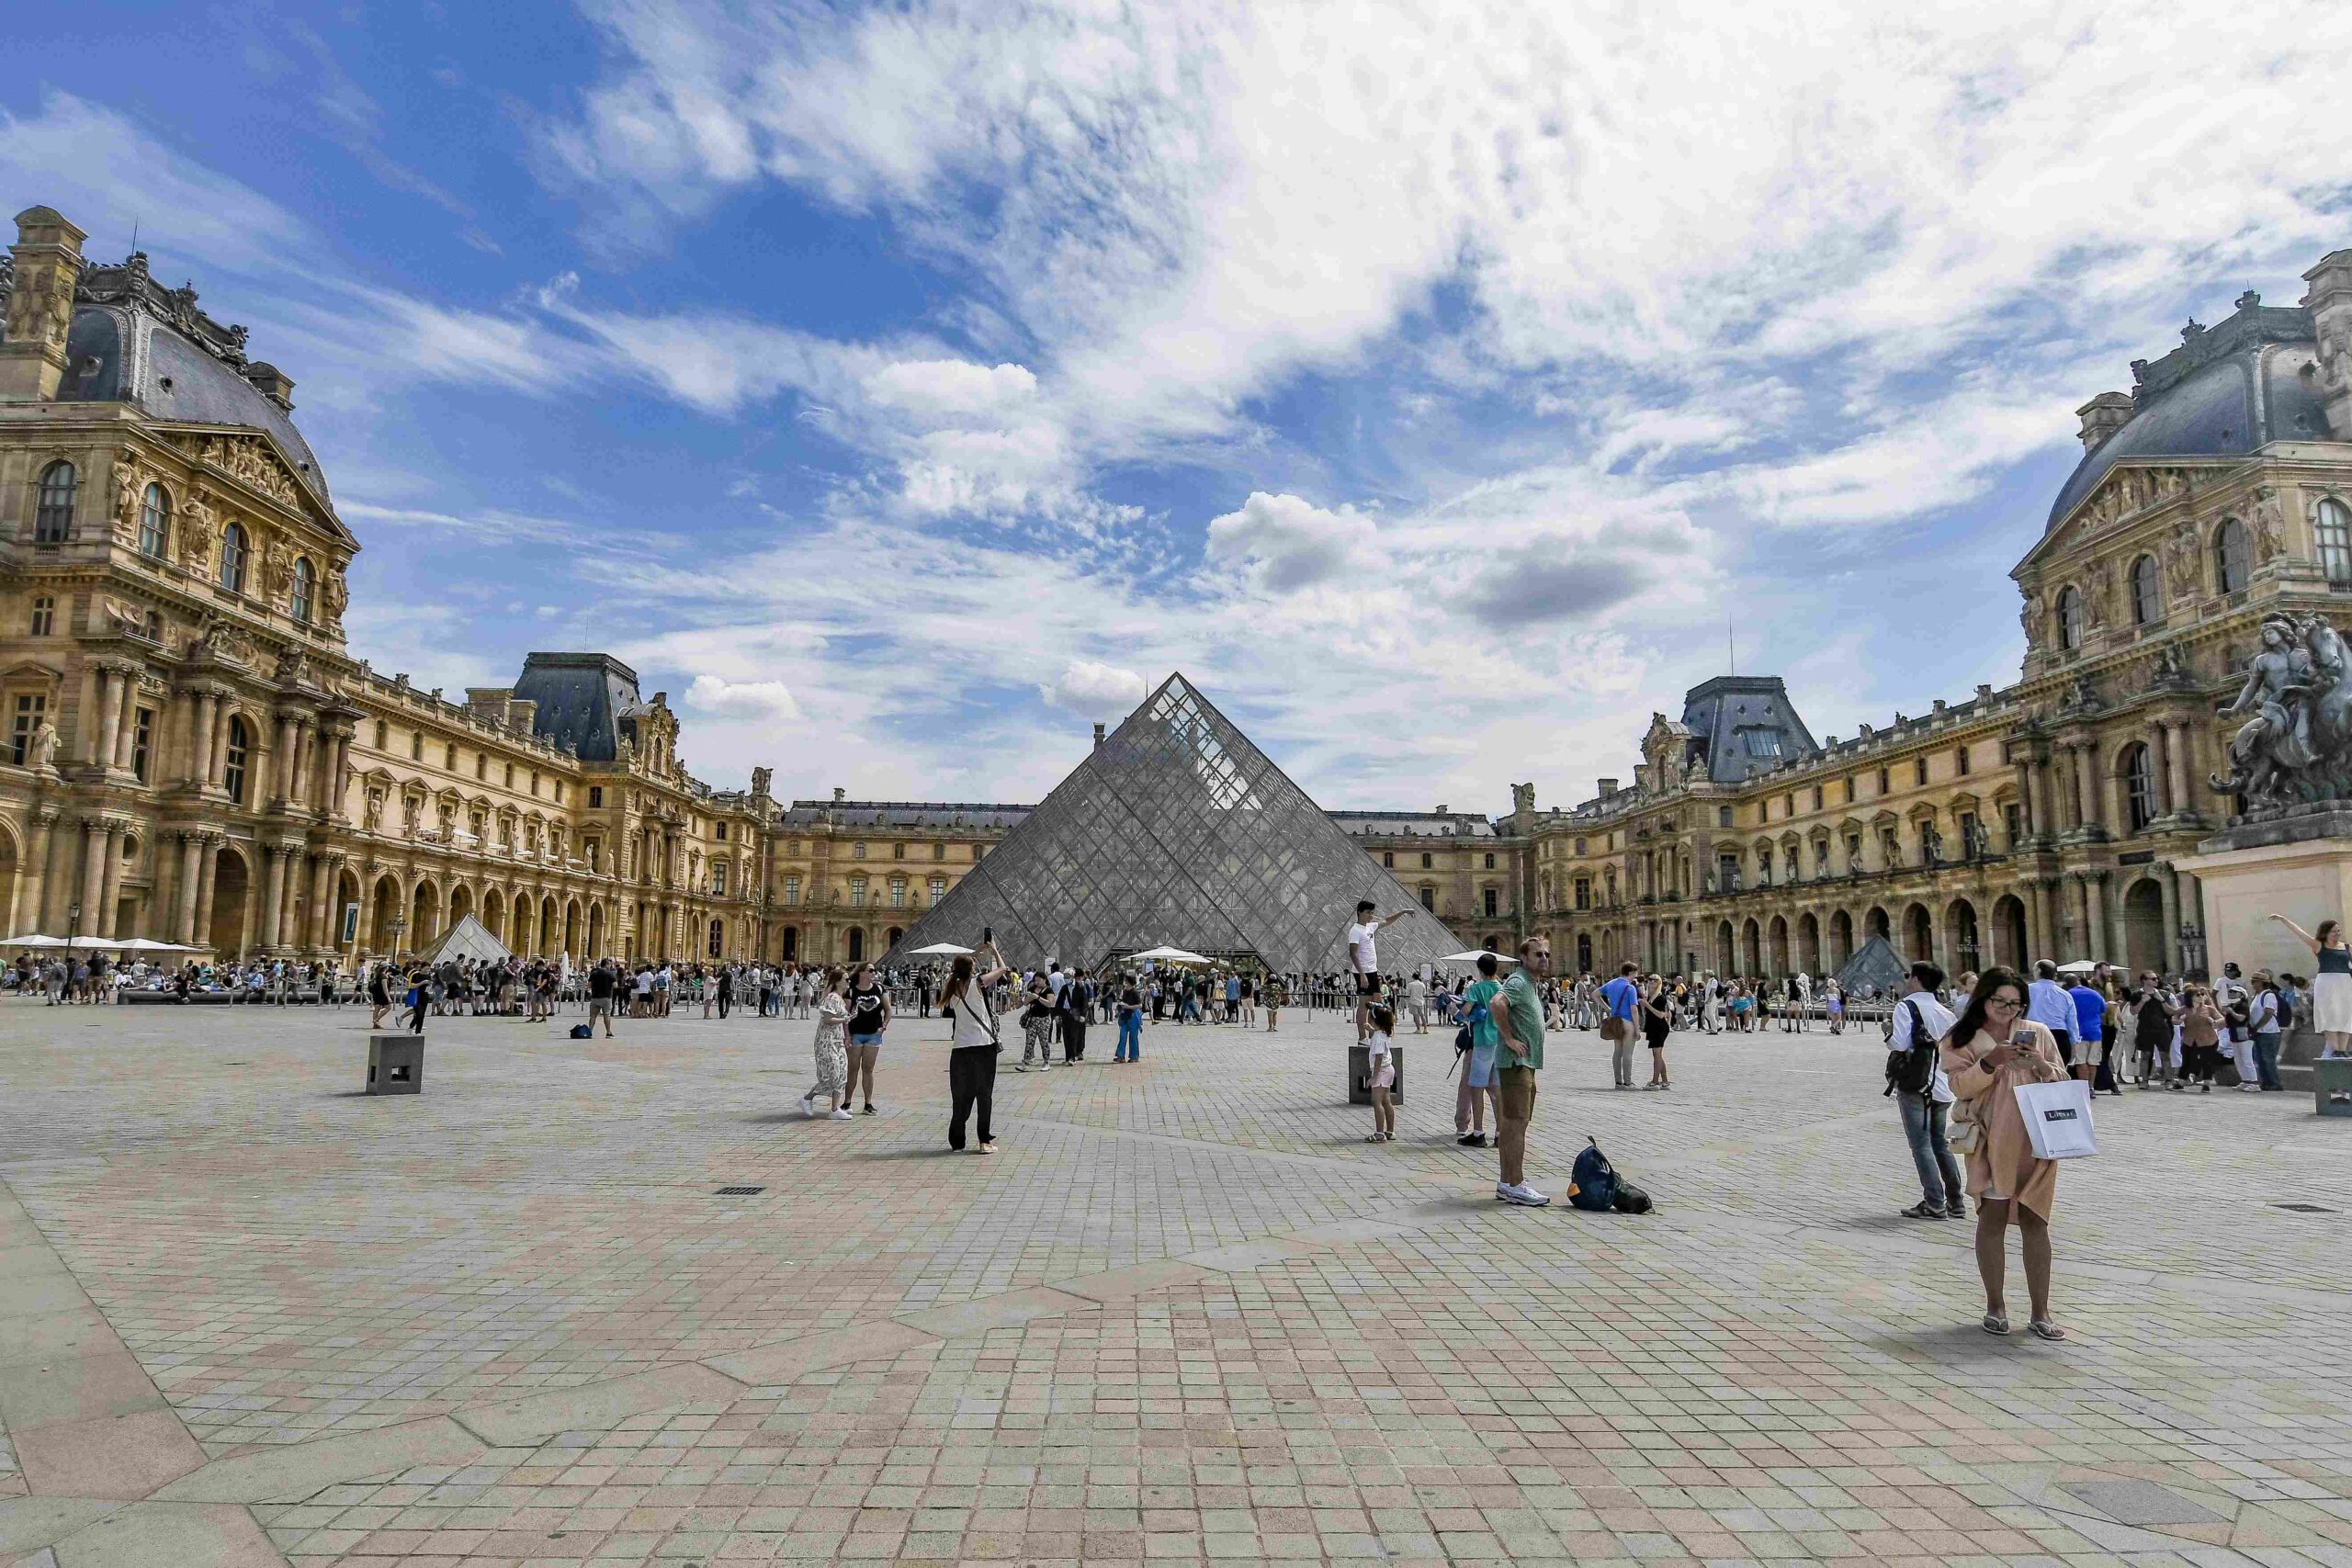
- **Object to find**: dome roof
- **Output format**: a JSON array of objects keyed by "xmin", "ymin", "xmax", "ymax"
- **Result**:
[
  {"xmin": 49, "ymin": 254, "xmax": 331, "ymax": 510},
  {"xmin": 2046, "ymin": 297, "xmax": 2329, "ymax": 531}
]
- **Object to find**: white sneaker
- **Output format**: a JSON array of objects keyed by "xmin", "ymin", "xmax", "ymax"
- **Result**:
[
  {"xmin": 831, "ymin": 1108, "xmax": 854, "ymax": 1120},
  {"xmin": 1500, "ymin": 1183, "xmax": 1550, "ymax": 1207},
  {"xmin": 2238, "ymin": 1083, "xmax": 2263, "ymax": 1093}
]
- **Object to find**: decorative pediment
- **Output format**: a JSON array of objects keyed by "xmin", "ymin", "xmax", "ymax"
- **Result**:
[{"xmin": 162, "ymin": 431, "xmax": 356, "ymax": 547}]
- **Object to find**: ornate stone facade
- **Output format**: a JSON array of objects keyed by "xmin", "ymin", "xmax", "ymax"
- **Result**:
[{"xmin": 0, "ymin": 206, "xmax": 769, "ymax": 963}]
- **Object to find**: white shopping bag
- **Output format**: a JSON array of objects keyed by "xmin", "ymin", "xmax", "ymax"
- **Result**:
[{"xmin": 2014, "ymin": 1077, "xmax": 2098, "ymax": 1159}]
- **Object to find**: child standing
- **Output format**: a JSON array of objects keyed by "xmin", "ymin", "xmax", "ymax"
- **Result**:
[{"xmin": 1365, "ymin": 1003, "xmax": 1397, "ymax": 1143}]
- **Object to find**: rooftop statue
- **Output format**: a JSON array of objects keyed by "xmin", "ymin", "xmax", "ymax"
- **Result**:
[{"xmin": 2211, "ymin": 612, "xmax": 2352, "ymax": 806}]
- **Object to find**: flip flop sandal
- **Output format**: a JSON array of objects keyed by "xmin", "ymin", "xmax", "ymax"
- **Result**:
[
  {"xmin": 2029, "ymin": 1318, "xmax": 2067, "ymax": 1341},
  {"xmin": 1981, "ymin": 1313, "xmax": 2010, "ymax": 1336}
]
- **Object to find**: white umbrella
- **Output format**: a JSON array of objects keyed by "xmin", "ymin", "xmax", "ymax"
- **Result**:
[
  {"xmin": 907, "ymin": 942, "xmax": 975, "ymax": 956},
  {"xmin": 1439, "ymin": 949, "xmax": 1518, "ymax": 964},
  {"xmin": 1130, "ymin": 945, "xmax": 1211, "ymax": 964},
  {"xmin": 2053, "ymin": 959, "xmax": 2101, "ymax": 976},
  {"xmin": 0, "ymin": 934, "xmax": 66, "ymax": 948},
  {"xmin": 114, "ymin": 937, "xmax": 194, "ymax": 953}
]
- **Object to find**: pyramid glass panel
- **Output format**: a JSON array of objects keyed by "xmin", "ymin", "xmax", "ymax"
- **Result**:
[{"xmin": 888, "ymin": 674, "xmax": 1466, "ymax": 973}]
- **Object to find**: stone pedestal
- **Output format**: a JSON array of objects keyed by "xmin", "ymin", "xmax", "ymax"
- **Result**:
[
  {"xmin": 367, "ymin": 1033, "xmax": 423, "ymax": 1095},
  {"xmin": 2175, "ymin": 807, "xmax": 2352, "ymax": 1089},
  {"xmin": 1348, "ymin": 1043, "xmax": 1403, "ymax": 1105}
]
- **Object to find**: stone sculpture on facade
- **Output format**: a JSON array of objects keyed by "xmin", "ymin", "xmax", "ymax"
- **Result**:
[{"xmin": 2212, "ymin": 611, "xmax": 2352, "ymax": 806}]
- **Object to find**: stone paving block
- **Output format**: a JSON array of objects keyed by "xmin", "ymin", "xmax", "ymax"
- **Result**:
[
  {"xmin": 0, "ymin": 1497, "xmax": 118, "ymax": 1559},
  {"xmin": 48, "ymin": 1501, "xmax": 287, "ymax": 1567},
  {"xmin": 453, "ymin": 1365, "xmax": 746, "ymax": 1448},
  {"xmin": 704, "ymin": 1322, "xmax": 939, "ymax": 1386},
  {"xmin": 895, "ymin": 1287, "xmax": 1094, "ymax": 1339},
  {"xmin": 0, "ymin": 1353, "xmax": 164, "ymax": 1435},
  {"xmin": 15, "ymin": 1410, "xmax": 205, "ymax": 1501},
  {"xmin": 1054, "ymin": 1262, "xmax": 1214, "ymax": 1305},
  {"xmin": 153, "ymin": 1416, "xmax": 484, "ymax": 1504}
]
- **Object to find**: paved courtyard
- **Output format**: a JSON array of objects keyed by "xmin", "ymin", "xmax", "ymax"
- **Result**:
[{"xmin": 1, "ymin": 997, "xmax": 2349, "ymax": 1568}]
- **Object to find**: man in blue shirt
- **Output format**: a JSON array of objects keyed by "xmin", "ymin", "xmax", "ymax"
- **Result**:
[
  {"xmin": 2026, "ymin": 960, "xmax": 2076, "ymax": 1061},
  {"xmin": 2066, "ymin": 975, "xmax": 2108, "ymax": 1085},
  {"xmin": 1599, "ymin": 961, "xmax": 1642, "ymax": 1089}
]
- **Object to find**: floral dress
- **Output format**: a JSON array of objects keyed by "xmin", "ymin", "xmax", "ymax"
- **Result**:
[{"xmin": 810, "ymin": 990, "xmax": 849, "ymax": 1100}]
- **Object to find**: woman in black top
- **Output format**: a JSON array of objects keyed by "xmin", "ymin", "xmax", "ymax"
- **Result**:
[{"xmin": 842, "ymin": 963, "xmax": 889, "ymax": 1114}]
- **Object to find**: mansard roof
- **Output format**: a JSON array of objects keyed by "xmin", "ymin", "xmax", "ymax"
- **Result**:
[
  {"xmin": 512, "ymin": 652, "xmax": 646, "ymax": 764},
  {"xmin": 1679, "ymin": 675, "xmax": 1818, "ymax": 785},
  {"xmin": 2046, "ymin": 293, "xmax": 2331, "ymax": 531}
]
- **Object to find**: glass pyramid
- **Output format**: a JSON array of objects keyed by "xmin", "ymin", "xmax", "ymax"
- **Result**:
[{"xmin": 888, "ymin": 673, "xmax": 1469, "ymax": 973}]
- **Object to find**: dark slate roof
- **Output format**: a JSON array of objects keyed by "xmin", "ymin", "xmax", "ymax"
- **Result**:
[
  {"xmin": 512, "ymin": 653, "xmax": 645, "ymax": 763},
  {"xmin": 1329, "ymin": 811, "xmax": 1502, "ymax": 838},
  {"xmin": 775, "ymin": 801, "xmax": 1033, "ymax": 830},
  {"xmin": 2046, "ymin": 297, "xmax": 2330, "ymax": 530},
  {"xmin": 52, "ymin": 254, "xmax": 333, "ymax": 510},
  {"xmin": 1679, "ymin": 676, "xmax": 1817, "ymax": 785}
]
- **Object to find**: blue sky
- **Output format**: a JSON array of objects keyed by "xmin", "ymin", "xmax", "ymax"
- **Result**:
[{"xmin": 8, "ymin": 2, "xmax": 2351, "ymax": 811}]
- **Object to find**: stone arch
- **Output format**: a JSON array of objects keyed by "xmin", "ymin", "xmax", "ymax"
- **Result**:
[
  {"xmin": 587, "ymin": 900, "xmax": 607, "ymax": 956},
  {"xmin": 1945, "ymin": 897, "xmax": 1981, "ymax": 977},
  {"xmin": 1739, "ymin": 917, "xmax": 1761, "ymax": 976},
  {"xmin": 1827, "ymin": 909, "xmax": 1854, "ymax": 972},
  {"xmin": 847, "ymin": 927, "xmax": 865, "ymax": 964},
  {"xmin": 410, "ymin": 878, "xmax": 442, "ymax": 948},
  {"xmin": 781, "ymin": 925, "xmax": 798, "ymax": 963},
  {"xmin": 447, "ymin": 882, "xmax": 475, "ymax": 927},
  {"xmin": 1767, "ymin": 914, "xmax": 1790, "ymax": 975},
  {"xmin": 210, "ymin": 844, "xmax": 253, "ymax": 957},
  {"xmin": 0, "ymin": 816, "xmax": 23, "ymax": 937},
  {"xmin": 1902, "ymin": 902, "xmax": 1933, "ymax": 964},
  {"xmin": 2123, "ymin": 876, "xmax": 2165, "ymax": 976},
  {"xmin": 334, "ymin": 866, "xmax": 361, "ymax": 947},
  {"xmin": 1796, "ymin": 910, "xmax": 1821, "ymax": 972},
  {"xmin": 369, "ymin": 873, "xmax": 401, "ymax": 953},
  {"xmin": 1991, "ymin": 893, "xmax": 2029, "ymax": 970},
  {"xmin": 1866, "ymin": 905, "xmax": 1891, "ymax": 942},
  {"xmin": 565, "ymin": 897, "xmax": 582, "ymax": 956},
  {"xmin": 1715, "ymin": 919, "xmax": 1736, "ymax": 975},
  {"xmin": 707, "ymin": 916, "xmax": 725, "ymax": 958},
  {"xmin": 481, "ymin": 886, "xmax": 505, "ymax": 942},
  {"xmin": 537, "ymin": 897, "xmax": 557, "ymax": 954}
]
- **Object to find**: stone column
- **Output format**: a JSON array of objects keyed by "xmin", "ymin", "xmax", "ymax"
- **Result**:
[
  {"xmin": 74, "ymin": 819, "xmax": 107, "ymax": 939},
  {"xmin": 352, "ymin": 874, "xmax": 375, "ymax": 957},
  {"xmin": 92, "ymin": 669, "xmax": 121, "ymax": 770},
  {"xmin": 16, "ymin": 808, "xmax": 55, "ymax": 935},
  {"xmin": 209, "ymin": 699, "xmax": 233, "ymax": 789},
  {"xmin": 290, "ymin": 718, "xmax": 314, "ymax": 807},
  {"xmin": 274, "ymin": 716, "xmax": 298, "ymax": 803},
  {"xmin": 2098, "ymin": 871, "xmax": 2128, "ymax": 964},
  {"xmin": 188, "ymin": 692, "xmax": 218, "ymax": 789},
  {"xmin": 2060, "ymin": 874, "xmax": 2086, "ymax": 962},
  {"xmin": 2022, "ymin": 878, "xmax": 2049, "ymax": 963},
  {"xmin": 175, "ymin": 832, "xmax": 202, "ymax": 943},
  {"xmin": 2157, "ymin": 863, "xmax": 2182, "ymax": 976},
  {"xmin": 96, "ymin": 824, "xmax": 127, "ymax": 937},
  {"xmin": 2083, "ymin": 871, "xmax": 2109, "ymax": 963},
  {"xmin": 330, "ymin": 731, "xmax": 353, "ymax": 817},
  {"xmin": 2072, "ymin": 743, "xmax": 2101, "ymax": 834},
  {"xmin": 307, "ymin": 855, "xmax": 332, "ymax": 948},
  {"xmin": 192, "ymin": 837, "xmax": 220, "ymax": 951},
  {"xmin": 2165, "ymin": 719, "xmax": 2196, "ymax": 819},
  {"xmin": 39, "ymin": 814, "xmax": 74, "ymax": 934},
  {"xmin": 257, "ymin": 844, "xmax": 286, "ymax": 952},
  {"xmin": 112, "ymin": 671, "xmax": 139, "ymax": 773}
]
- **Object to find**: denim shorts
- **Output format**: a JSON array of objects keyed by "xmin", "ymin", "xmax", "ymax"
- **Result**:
[
  {"xmin": 849, "ymin": 1032, "xmax": 882, "ymax": 1047},
  {"xmin": 1464, "ymin": 1043, "xmax": 1498, "ymax": 1089}
]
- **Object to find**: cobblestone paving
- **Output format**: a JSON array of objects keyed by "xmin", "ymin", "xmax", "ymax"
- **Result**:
[{"xmin": 2, "ymin": 998, "xmax": 2350, "ymax": 1566}]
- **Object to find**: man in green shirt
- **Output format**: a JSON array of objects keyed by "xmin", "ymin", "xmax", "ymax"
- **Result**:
[{"xmin": 1492, "ymin": 934, "xmax": 1553, "ymax": 1206}]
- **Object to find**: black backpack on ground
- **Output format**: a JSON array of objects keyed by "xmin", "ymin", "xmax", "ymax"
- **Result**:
[{"xmin": 1569, "ymin": 1138, "xmax": 1619, "ymax": 1211}]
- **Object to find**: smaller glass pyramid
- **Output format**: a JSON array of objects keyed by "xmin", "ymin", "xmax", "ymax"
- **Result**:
[{"xmin": 889, "ymin": 674, "xmax": 1468, "ymax": 973}]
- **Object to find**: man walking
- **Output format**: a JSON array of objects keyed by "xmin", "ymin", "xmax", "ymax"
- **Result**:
[
  {"xmin": 1407, "ymin": 972, "xmax": 1430, "ymax": 1033},
  {"xmin": 2026, "ymin": 960, "xmax": 2075, "ymax": 1063},
  {"xmin": 1600, "ymin": 961, "xmax": 1641, "ymax": 1089},
  {"xmin": 1347, "ymin": 900, "xmax": 1411, "ymax": 1044},
  {"xmin": 2065, "ymin": 967, "xmax": 2108, "ymax": 1090},
  {"xmin": 1493, "ymin": 935, "xmax": 1554, "ymax": 1206},
  {"xmin": 587, "ymin": 959, "xmax": 617, "ymax": 1038},
  {"xmin": 1888, "ymin": 961, "xmax": 1962, "ymax": 1221}
]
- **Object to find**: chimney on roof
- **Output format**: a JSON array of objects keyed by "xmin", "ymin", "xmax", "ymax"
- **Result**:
[
  {"xmin": 1598, "ymin": 777, "xmax": 1618, "ymax": 796},
  {"xmin": 2075, "ymin": 391, "xmax": 2132, "ymax": 451},
  {"xmin": 2302, "ymin": 248, "xmax": 2352, "ymax": 440},
  {"xmin": 1092, "ymin": 723, "xmax": 1104, "ymax": 750},
  {"xmin": 832, "ymin": 785, "xmax": 845, "ymax": 804},
  {"xmin": 243, "ymin": 361, "xmax": 294, "ymax": 412},
  {"xmin": 0, "ymin": 206, "xmax": 88, "ymax": 402},
  {"xmin": 1436, "ymin": 804, "xmax": 1447, "ymax": 816}
]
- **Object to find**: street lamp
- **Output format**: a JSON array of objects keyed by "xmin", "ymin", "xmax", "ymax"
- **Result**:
[
  {"xmin": 65, "ymin": 900, "xmax": 81, "ymax": 961},
  {"xmin": 386, "ymin": 914, "xmax": 408, "ymax": 963}
]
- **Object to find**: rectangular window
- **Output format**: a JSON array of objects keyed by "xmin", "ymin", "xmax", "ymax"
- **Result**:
[
  {"xmin": 1812, "ymin": 785, "xmax": 1824, "ymax": 810},
  {"xmin": 1955, "ymin": 746, "xmax": 1971, "ymax": 776},
  {"xmin": 716, "ymin": 822, "xmax": 728, "ymax": 841},
  {"xmin": 928, "ymin": 875, "xmax": 944, "ymax": 903},
  {"xmin": 1483, "ymin": 887, "xmax": 1498, "ymax": 916},
  {"xmin": 1914, "ymin": 757, "xmax": 1928, "ymax": 787},
  {"xmin": 1844, "ymin": 833, "xmax": 1861, "ymax": 868},
  {"xmin": 504, "ymin": 762, "xmax": 514, "ymax": 787},
  {"xmin": 890, "ymin": 879, "xmax": 906, "ymax": 908},
  {"xmin": 131, "ymin": 706, "xmax": 153, "ymax": 783},
  {"xmin": 712, "ymin": 862, "xmax": 728, "ymax": 895},
  {"xmin": 2005, "ymin": 803, "xmax": 2023, "ymax": 847},
  {"xmin": 28, "ymin": 597, "xmax": 52, "ymax": 637},
  {"xmin": 1383, "ymin": 851, "xmax": 1395, "ymax": 867},
  {"xmin": 1881, "ymin": 828, "xmax": 1900, "ymax": 865},
  {"xmin": 784, "ymin": 874, "xmax": 801, "ymax": 905},
  {"xmin": 1959, "ymin": 811, "xmax": 1980, "ymax": 856},
  {"xmin": 10, "ymin": 694, "xmax": 45, "ymax": 765},
  {"xmin": 933, "ymin": 841, "xmax": 944, "ymax": 861},
  {"xmin": 1877, "ymin": 766, "xmax": 1891, "ymax": 794},
  {"xmin": 890, "ymin": 840, "xmax": 902, "ymax": 859},
  {"xmin": 590, "ymin": 785, "xmax": 603, "ymax": 807},
  {"xmin": 1484, "ymin": 852, "xmax": 1496, "ymax": 869},
  {"xmin": 1420, "ymin": 852, "xmax": 1432, "ymax": 867},
  {"xmin": 445, "ymin": 744, "xmax": 457, "ymax": 770},
  {"xmin": 530, "ymin": 771, "xmax": 539, "ymax": 796},
  {"xmin": 1844, "ymin": 777, "xmax": 1856, "ymax": 804},
  {"xmin": 853, "ymin": 841, "xmax": 866, "ymax": 859},
  {"xmin": 973, "ymin": 844, "xmax": 985, "ymax": 861},
  {"xmin": 850, "ymin": 876, "xmax": 867, "ymax": 908},
  {"xmin": 410, "ymin": 731, "xmax": 423, "ymax": 761},
  {"xmin": 1784, "ymin": 793, "xmax": 1795, "ymax": 817},
  {"xmin": 1575, "ymin": 878, "xmax": 1591, "ymax": 911},
  {"xmin": 1420, "ymin": 886, "xmax": 1435, "ymax": 911},
  {"xmin": 475, "ymin": 754, "xmax": 487, "ymax": 780}
]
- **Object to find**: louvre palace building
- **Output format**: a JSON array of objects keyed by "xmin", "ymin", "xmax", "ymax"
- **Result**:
[{"xmin": 3, "ymin": 197, "xmax": 2349, "ymax": 979}]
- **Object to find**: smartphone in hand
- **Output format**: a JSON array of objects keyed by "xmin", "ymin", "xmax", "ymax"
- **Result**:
[{"xmin": 2009, "ymin": 1028, "xmax": 2035, "ymax": 1047}]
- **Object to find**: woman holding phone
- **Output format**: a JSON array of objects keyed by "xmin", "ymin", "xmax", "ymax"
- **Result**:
[
  {"xmin": 941, "ymin": 939, "xmax": 1012, "ymax": 1152},
  {"xmin": 1939, "ymin": 965, "xmax": 2070, "ymax": 1341}
]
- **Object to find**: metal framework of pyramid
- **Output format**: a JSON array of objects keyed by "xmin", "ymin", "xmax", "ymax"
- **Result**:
[{"xmin": 887, "ymin": 674, "xmax": 1466, "ymax": 974}]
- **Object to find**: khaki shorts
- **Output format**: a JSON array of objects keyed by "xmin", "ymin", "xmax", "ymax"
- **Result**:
[{"xmin": 1498, "ymin": 1065, "xmax": 1537, "ymax": 1121}]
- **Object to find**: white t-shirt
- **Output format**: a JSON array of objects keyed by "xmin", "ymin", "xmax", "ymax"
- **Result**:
[
  {"xmin": 1348, "ymin": 921, "xmax": 1378, "ymax": 974},
  {"xmin": 947, "ymin": 986, "xmax": 1001, "ymax": 1050},
  {"xmin": 1408, "ymin": 978, "xmax": 1428, "ymax": 1004},
  {"xmin": 1366, "ymin": 1028, "xmax": 1391, "ymax": 1063}
]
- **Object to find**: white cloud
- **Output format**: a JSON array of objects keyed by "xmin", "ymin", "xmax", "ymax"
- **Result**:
[
  {"xmin": 684, "ymin": 675, "xmax": 802, "ymax": 720},
  {"xmin": 865, "ymin": 358, "xmax": 1038, "ymax": 421},
  {"xmin": 1204, "ymin": 492, "xmax": 1374, "ymax": 594},
  {"xmin": 1041, "ymin": 660, "xmax": 1147, "ymax": 718}
]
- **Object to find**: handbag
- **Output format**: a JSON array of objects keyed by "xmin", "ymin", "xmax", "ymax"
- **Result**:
[{"xmin": 2013, "ymin": 1077, "xmax": 2098, "ymax": 1159}]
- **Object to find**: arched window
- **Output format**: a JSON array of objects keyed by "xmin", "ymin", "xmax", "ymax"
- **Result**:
[
  {"xmin": 2214, "ymin": 517, "xmax": 2250, "ymax": 594},
  {"xmin": 2056, "ymin": 586, "xmax": 2084, "ymax": 650},
  {"xmin": 2318, "ymin": 497, "xmax": 2352, "ymax": 586},
  {"xmin": 219, "ymin": 523, "xmax": 248, "ymax": 593},
  {"xmin": 223, "ymin": 716, "xmax": 250, "ymax": 805},
  {"xmin": 2130, "ymin": 554, "xmax": 2161, "ymax": 625},
  {"xmin": 289, "ymin": 557, "xmax": 315, "ymax": 624},
  {"xmin": 34, "ymin": 462, "xmax": 75, "ymax": 543},
  {"xmin": 138, "ymin": 483, "xmax": 170, "ymax": 558},
  {"xmin": 2124, "ymin": 742, "xmax": 2157, "ymax": 832}
]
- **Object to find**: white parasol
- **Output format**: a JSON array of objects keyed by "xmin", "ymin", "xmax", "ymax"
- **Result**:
[
  {"xmin": 906, "ymin": 942, "xmax": 976, "ymax": 956},
  {"xmin": 1438, "ymin": 949, "xmax": 1518, "ymax": 964},
  {"xmin": 2053, "ymin": 959, "xmax": 2102, "ymax": 976},
  {"xmin": 0, "ymin": 934, "xmax": 67, "ymax": 948},
  {"xmin": 1129, "ymin": 945, "xmax": 1212, "ymax": 964}
]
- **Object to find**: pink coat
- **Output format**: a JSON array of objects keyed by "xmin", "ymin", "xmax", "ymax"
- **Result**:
[{"xmin": 1940, "ymin": 1022, "xmax": 2067, "ymax": 1222}]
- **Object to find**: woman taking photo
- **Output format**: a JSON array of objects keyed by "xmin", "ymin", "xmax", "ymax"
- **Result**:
[
  {"xmin": 1642, "ymin": 974, "xmax": 1675, "ymax": 1089},
  {"xmin": 2177, "ymin": 984, "xmax": 2222, "ymax": 1091},
  {"xmin": 842, "ymin": 963, "xmax": 888, "ymax": 1114},
  {"xmin": 2269, "ymin": 913, "xmax": 2352, "ymax": 1058},
  {"xmin": 1939, "ymin": 966, "xmax": 2069, "ymax": 1341},
  {"xmin": 941, "ymin": 942, "xmax": 1011, "ymax": 1152}
]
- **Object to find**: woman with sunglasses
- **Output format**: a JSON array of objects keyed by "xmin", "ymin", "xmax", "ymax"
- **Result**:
[{"xmin": 1939, "ymin": 965, "xmax": 2070, "ymax": 1341}]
